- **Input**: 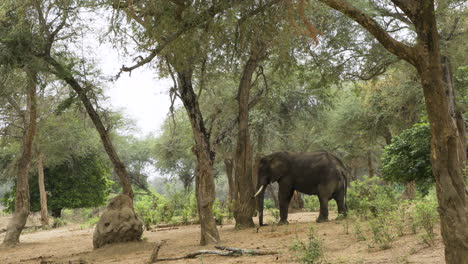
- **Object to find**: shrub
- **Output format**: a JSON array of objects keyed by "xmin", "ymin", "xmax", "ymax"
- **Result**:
[
  {"xmin": 353, "ymin": 220, "xmax": 366, "ymax": 241},
  {"xmin": 412, "ymin": 188, "xmax": 439, "ymax": 246},
  {"xmin": 368, "ymin": 213, "xmax": 396, "ymax": 249},
  {"xmin": 268, "ymin": 208, "xmax": 280, "ymax": 222},
  {"xmin": 347, "ymin": 176, "xmax": 399, "ymax": 218},
  {"xmin": 134, "ymin": 194, "xmax": 163, "ymax": 229},
  {"xmin": 52, "ymin": 217, "xmax": 67, "ymax": 228},
  {"xmin": 291, "ymin": 226, "xmax": 325, "ymax": 264},
  {"xmin": 303, "ymin": 195, "xmax": 320, "ymax": 212},
  {"xmin": 264, "ymin": 199, "xmax": 276, "ymax": 209},
  {"xmin": 381, "ymin": 121, "xmax": 434, "ymax": 195}
]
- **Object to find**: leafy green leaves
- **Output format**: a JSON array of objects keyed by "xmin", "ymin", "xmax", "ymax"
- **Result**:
[{"xmin": 381, "ymin": 121, "xmax": 433, "ymax": 190}]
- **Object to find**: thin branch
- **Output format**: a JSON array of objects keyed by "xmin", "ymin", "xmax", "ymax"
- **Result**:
[
  {"xmin": 117, "ymin": 1, "xmax": 239, "ymax": 77},
  {"xmin": 318, "ymin": 0, "xmax": 418, "ymax": 66}
]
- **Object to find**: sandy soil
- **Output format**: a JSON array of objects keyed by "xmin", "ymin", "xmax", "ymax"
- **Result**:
[{"xmin": 0, "ymin": 212, "xmax": 444, "ymax": 264}]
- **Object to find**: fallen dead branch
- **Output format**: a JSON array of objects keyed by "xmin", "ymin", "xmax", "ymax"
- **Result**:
[
  {"xmin": 150, "ymin": 244, "xmax": 278, "ymax": 263},
  {"xmin": 151, "ymin": 227, "xmax": 179, "ymax": 232}
]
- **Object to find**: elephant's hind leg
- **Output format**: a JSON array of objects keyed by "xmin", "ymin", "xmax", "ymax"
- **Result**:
[
  {"xmin": 316, "ymin": 195, "xmax": 329, "ymax": 223},
  {"xmin": 334, "ymin": 191, "xmax": 347, "ymax": 220}
]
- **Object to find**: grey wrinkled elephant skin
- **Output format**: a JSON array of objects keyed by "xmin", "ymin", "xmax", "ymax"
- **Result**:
[{"xmin": 256, "ymin": 151, "xmax": 348, "ymax": 226}]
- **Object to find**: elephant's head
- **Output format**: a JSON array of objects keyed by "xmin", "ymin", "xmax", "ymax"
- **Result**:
[{"xmin": 254, "ymin": 152, "xmax": 288, "ymax": 226}]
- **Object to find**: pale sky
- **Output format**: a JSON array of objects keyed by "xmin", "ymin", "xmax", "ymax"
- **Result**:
[
  {"xmin": 89, "ymin": 38, "xmax": 174, "ymax": 137},
  {"xmin": 75, "ymin": 10, "xmax": 177, "ymax": 138}
]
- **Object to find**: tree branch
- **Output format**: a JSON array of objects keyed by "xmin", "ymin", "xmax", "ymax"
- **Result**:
[
  {"xmin": 117, "ymin": 1, "xmax": 238, "ymax": 77},
  {"xmin": 318, "ymin": 0, "xmax": 418, "ymax": 66}
]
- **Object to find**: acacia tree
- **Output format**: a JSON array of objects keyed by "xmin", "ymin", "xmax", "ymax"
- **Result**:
[
  {"xmin": 0, "ymin": 0, "xmax": 144, "ymax": 246},
  {"xmin": 0, "ymin": 69, "xmax": 38, "ymax": 246},
  {"xmin": 0, "ymin": 3, "xmax": 40, "ymax": 244},
  {"xmin": 316, "ymin": 0, "xmax": 467, "ymax": 262}
]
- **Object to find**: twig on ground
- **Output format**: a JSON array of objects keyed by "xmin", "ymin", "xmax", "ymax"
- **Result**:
[{"xmin": 151, "ymin": 245, "xmax": 278, "ymax": 262}]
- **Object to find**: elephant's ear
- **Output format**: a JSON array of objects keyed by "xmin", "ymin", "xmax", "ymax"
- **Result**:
[{"xmin": 269, "ymin": 158, "xmax": 287, "ymax": 182}]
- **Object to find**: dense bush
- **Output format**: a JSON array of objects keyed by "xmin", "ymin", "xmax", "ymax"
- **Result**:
[
  {"xmin": 347, "ymin": 176, "xmax": 399, "ymax": 217},
  {"xmin": 1, "ymin": 154, "xmax": 112, "ymax": 215},
  {"xmin": 134, "ymin": 188, "xmax": 227, "ymax": 229},
  {"xmin": 303, "ymin": 195, "xmax": 320, "ymax": 212},
  {"xmin": 381, "ymin": 121, "xmax": 434, "ymax": 194}
]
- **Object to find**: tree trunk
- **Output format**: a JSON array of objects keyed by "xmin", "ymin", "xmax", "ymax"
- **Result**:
[
  {"xmin": 315, "ymin": 1, "xmax": 468, "ymax": 261},
  {"xmin": 233, "ymin": 49, "xmax": 264, "ymax": 229},
  {"xmin": 36, "ymin": 151, "xmax": 49, "ymax": 227},
  {"xmin": 418, "ymin": 60, "xmax": 468, "ymax": 264},
  {"xmin": 402, "ymin": 180, "xmax": 416, "ymax": 200},
  {"xmin": 177, "ymin": 69, "xmax": 219, "ymax": 245},
  {"xmin": 45, "ymin": 56, "xmax": 142, "ymax": 247},
  {"xmin": 224, "ymin": 158, "xmax": 235, "ymax": 212},
  {"xmin": 45, "ymin": 56, "xmax": 133, "ymax": 198},
  {"xmin": 415, "ymin": 7, "xmax": 468, "ymax": 263},
  {"xmin": 289, "ymin": 191, "xmax": 304, "ymax": 210},
  {"xmin": 367, "ymin": 150, "xmax": 374, "ymax": 177},
  {"xmin": 3, "ymin": 68, "xmax": 37, "ymax": 246}
]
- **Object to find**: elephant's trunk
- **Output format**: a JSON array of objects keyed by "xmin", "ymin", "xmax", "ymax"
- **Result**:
[{"xmin": 256, "ymin": 185, "xmax": 266, "ymax": 226}]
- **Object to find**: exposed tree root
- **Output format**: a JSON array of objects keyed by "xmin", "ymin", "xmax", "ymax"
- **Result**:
[{"xmin": 149, "ymin": 243, "xmax": 278, "ymax": 263}]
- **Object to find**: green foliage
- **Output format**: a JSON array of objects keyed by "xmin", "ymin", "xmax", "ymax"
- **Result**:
[
  {"xmin": 153, "ymin": 110, "xmax": 196, "ymax": 189},
  {"xmin": 268, "ymin": 208, "xmax": 280, "ymax": 223},
  {"xmin": 368, "ymin": 213, "xmax": 397, "ymax": 249},
  {"xmin": 2, "ymin": 154, "xmax": 112, "ymax": 213},
  {"xmin": 303, "ymin": 195, "xmax": 320, "ymax": 212},
  {"xmin": 411, "ymin": 189, "xmax": 439, "ymax": 246},
  {"xmin": 353, "ymin": 219, "xmax": 366, "ymax": 241},
  {"xmin": 382, "ymin": 121, "xmax": 433, "ymax": 193},
  {"xmin": 347, "ymin": 176, "xmax": 399, "ymax": 217},
  {"xmin": 134, "ymin": 194, "xmax": 161, "ymax": 230},
  {"xmin": 86, "ymin": 216, "xmax": 100, "ymax": 227},
  {"xmin": 263, "ymin": 199, "xmax": 276, "ymax": 209},
  {"xmin": 291, "ymin": 226, "xmax": 325, "ymax": 264},
  {"xmin": 134, "ymin": 188, "xmax": 201, "ymax": 229},
  {"xmin": 52, "ymin": 217, "xmax": 67, "ymax": 228}
]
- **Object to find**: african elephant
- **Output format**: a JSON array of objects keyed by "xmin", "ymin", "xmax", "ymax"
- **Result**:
[{"xmin": 254, "ymin": 151, "xmax": 348, "ymax": 225}]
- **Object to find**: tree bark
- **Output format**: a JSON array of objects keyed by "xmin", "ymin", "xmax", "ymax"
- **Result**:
[
  {"xmin": 233, "ymin": 48, "xmax": 264, "ymax": 228},
  {"xmin": 289, "ymin": 191, "xmax": 304, "ymax": 210},
  {"xmin": 3, "ymin": 68, "xmax": 37, "ymax": 246},
  {"xmin": 36, "ymin": 151, "xmax": 49, "ymax": 227},
  {"xmin": 367, "ymin": 150, "xmax": 374, "ymax": 177},
  {"xmin": 224, "ymin": 158, "xmax": 235, "ymax": 212},
  {"xmin": 402, "ymin": 180, "xmax": 416, "ymax": 200},
  {"xmin": 45, "ymin": 56, "xmax": 134, "ymax": 198},
  {"xmin": 177, "ymin": 69, "xmax": 220, "ymax": 245},
  {"xmin": 316, "ymin": 1, "xmax": 468, "ymax": 262}
]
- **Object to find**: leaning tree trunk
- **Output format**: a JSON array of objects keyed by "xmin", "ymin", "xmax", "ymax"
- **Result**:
[
  {"xmin": 36, "ymin": 151, "xmax": 49, "ymax": 227},
  {"xmin": 177, "ymin": 69, "xmax": 220, "ymax": 245},
  {"xmin": 3, "ymin": 68, "xmax": 37, "ymax": 246},
  {"xmin": 45, "ymin": 56, "xmax": 142, "ymax": 248},
  {"xmin": 233, "ymin": 49, "xmax": 264, "ymax": 229}
]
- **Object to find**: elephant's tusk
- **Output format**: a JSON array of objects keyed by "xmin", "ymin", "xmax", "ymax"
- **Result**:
[{"xmin": 254, "ymin": 185, "xmax": 265, "ymax": 197}]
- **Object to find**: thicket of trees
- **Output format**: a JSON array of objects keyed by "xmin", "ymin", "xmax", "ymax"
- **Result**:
[{"xmin": 0, "ymin": 0, "xmax": 466, "ymax": 262}]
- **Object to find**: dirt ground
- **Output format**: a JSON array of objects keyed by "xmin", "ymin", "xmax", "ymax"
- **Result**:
[{"xmin": 0, "ymin": 211, "xmax": 444, "ymax": 264}]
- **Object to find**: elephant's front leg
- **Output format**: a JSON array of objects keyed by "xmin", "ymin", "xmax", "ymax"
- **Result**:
[{"xmin": 278, "ymin": 185, "xmax": 294, "ymax": 225}]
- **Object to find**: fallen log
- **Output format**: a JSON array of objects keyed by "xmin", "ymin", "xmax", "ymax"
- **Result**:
[{"xmin": 150, "ymin": 244, "xmax": 278, "ymax": 263}]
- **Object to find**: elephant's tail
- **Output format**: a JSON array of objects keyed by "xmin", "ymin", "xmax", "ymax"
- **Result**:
[{"xmin": 342, "ymin": 170, "xmax": 348, "ymax": 211}]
